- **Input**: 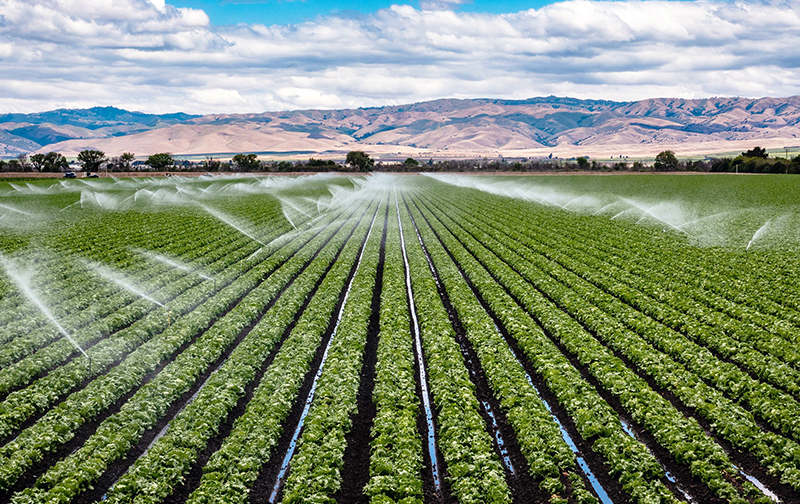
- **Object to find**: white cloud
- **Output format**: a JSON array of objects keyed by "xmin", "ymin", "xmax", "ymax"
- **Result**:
[{"xmin": 1, "ymin": 0, "xmax": 800, "ymax": 114}]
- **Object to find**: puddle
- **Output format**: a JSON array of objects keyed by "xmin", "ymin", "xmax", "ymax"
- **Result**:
[{"xmin": 395, "ymin": 189, "xmax": 443, "ymax": 494}]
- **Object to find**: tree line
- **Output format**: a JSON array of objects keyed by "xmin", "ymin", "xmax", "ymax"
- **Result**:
[{"xmin": 2, "ymin": 147, "xmax": 799, "ymax": 174}]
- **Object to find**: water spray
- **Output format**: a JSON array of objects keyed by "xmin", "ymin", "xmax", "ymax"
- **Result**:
[
  {"xmin": 198, "ymin": 203, "xmax": 265, "ymax": 246},
  {"xmin": 85, "ymin": 259, "xmax": 168, "ymax": 308},
  {"xmin": 0, "ymin": 203, "xmax": 33, "ymax": 216},
  {"xmin": 746, "ymin": 220, "xmax": 771, "ymax": 254},
  {"xmin": 133, "ymin": 248, "xmax": 217, "ymax": 290},
  {"xmin": 0, "ymin": 253, "xmax": 92, "ymax": 371}
]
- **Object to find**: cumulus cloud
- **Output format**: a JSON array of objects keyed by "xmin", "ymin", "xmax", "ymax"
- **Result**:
[
  {"xmin": 1, "ymin": 0, "xmax": 800, "ymax": 114},
  {"xmin": 420, "ymin": 0, "xmax": 471, "ymax": 11}
]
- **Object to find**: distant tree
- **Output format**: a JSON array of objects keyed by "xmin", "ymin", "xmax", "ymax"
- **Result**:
[
  {"xmin": 78, "ymin": 150, "xmax": 107, "ymax": 172},
  {"xmin": 0, "ymin": 160, "xmax": 7, "ymax": 172},
  {"xmin": 345, "ymin": 150, "xmax": 374, "ymax": 172},
  {"xmin": 202, "ymin": 157, "xmax": 222, "ymax": 172},
  {"xmin": 232, "ymin": 153, "xmax": 260, "ymax": 171},
  {"xmin": 654, "ymin": 150, "xmax": 679, "ymax": 171},
  {"xmin": 742, "ymin": 146, "xmax": 768, "ymax": 158},
  {"xmin": 29, "ymin": 153, "xmax": 45, "ymax": 172},
  {"xmin": 576, "ymin": 157, "xmax": 589, "ymax": 169},
  {"xmin": 684, "ymin": 160, "xmax": 703, "ymax": 172},
  {"xmin": 306, "ymin": 158, "xmax": 337, "ymax": 170},
  {"xmin": 403, "ymin": 157, "xmax": 420, "ymax": 170},
  {"xmin": 7, "ymin": 159, "xmax": 21, "ymax": 171},
  {"xmin": 276, "ymin": 161, "xmax": 294, "ymax": 172},
  {"xmin": 145, "ymin": 152, "xmax": 174, "ymax": 171},
  {"xmin": 31, "ymin": 152, "xmax": 68, "ymax": 172},
  {"xmin": 107, "ymin": 152, "xmax": 135, "ymax": 172},
  {"xmin": 117, "ymin": 152, "xmax": 135, "ymax": 170},
  {"xmin": 17, "ymin": 154, "xmax": 31, "ymax": 172}
]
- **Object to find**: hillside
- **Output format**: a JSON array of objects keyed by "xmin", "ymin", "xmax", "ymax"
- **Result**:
[{"xmin": 5, "ymin": 97, "xmax": 800, "ymax": 158}]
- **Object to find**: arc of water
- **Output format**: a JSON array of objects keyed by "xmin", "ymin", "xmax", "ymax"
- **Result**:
[
  {"xmin": 199, "ymin": 203, "xmax": 265, "ymax": 245},
  {"xmin": 675, "ymin": 211, "xmax": 732, "ymax": 230},
  {"xmin": 621, "ymin": 198, "xmax": 690, "ymax": 235},
  {"xmin": 133, "ymin": 248, "xmax": 214, "ymax": 282},
  {"xmin": 85, "ymin": 260, "xmax": 167, "ymax": 308},
  {"xmin": 60, "ymin": 200, "xmax": 82, "ymax": 212},
  {"xmin": 746, "ymin": 220, "xmax": 771, "ymax": 251},
  {"xmin": 0, "ymin": 203, "xmax": 33, "ymax": 216},
  {"xmin": 592, "ymin": 202, "xmax": 619, "ymax": 216},
  {"xmin": 0, "ymin": 254, "xmax": 90, "ymax": 362}
]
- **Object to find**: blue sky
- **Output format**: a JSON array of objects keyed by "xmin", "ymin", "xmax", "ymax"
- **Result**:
[
  {"xmin": 0, "ymin": 0, "xmax": 798, "ymax": 115},
  {"xmin": 169, "ymin": 1, "xmax": 545, "ymax": 26}
]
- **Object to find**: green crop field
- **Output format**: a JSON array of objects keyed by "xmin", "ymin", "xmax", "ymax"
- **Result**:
[{"xmin": 0, "ymin": 173, "xmax": 798, "ymax": 504}]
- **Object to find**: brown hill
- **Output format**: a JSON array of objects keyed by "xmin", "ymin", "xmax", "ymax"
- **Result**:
[{"xmin": 13, "ymin": 96, "xmax": 800, "ymax": 159}]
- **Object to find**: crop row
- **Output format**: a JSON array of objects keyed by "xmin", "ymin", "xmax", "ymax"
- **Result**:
[
  {"xmin": 461, "ymin": 192, "xmax": 800, "ymax": 367},
  {"xmin": 279, "ymin": 195, "xmax": 385, "ymax": 503},
  {"xmin": 32, "ymin": 198, "xmax": 378, "ymax": 504},
  {"xmin": 362, "ymin": 197, "xmax": 424, "ymax": 503},
  {"xmin": 0, "ymin": 200, "xmax": 279, "ymax": 338},
  {"xmin": 0, "ymin": 212, "xmax": 310, "ymax": 443},
  {"xmin": 404, "ymin": 192, "xmax": 673, "ymax": 502},
  {"xmin": 469, "ymin": 187, "xmax": 800, "ymax": 339},
  {"xmin": 422, "ymin": 187, "xmax": 800, "ymax": 496},
  {"xmin": 181, "ymin": 198, "xmax": 381, "ymax": 504},
  {"xmin": 0, "ymin": 200, "xmax": 360, "ymax": 494},
  {"xmin": 397, "ymin": 195, "xmax": 510, "ymax": 503},
  {"xmin": 404, "ymin": 195, "xmax": 598, "ymax": 504},
  {"xmin": 408, "ymin": 188, "xmax": 768, "ymax": 503},
  {"xmin": 429, "ymin": 191, "xmax": 800, "ymax": 441},
  {"xmin": 518, "ymin": 210, "xmax": 800, "ymax": 377},
  {"xmin": 0, "ymin": 205, "xmax": 285, "ymax": 370},
  {"xmin": 0, "ymin": 223, "xmax": 273, "ymax": 389}
]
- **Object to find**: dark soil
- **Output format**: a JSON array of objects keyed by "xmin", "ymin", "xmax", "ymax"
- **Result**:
[
  {"xmin": 409, "ymin": 193, "xmax": 632, "ymax": 504},
  {"xmin": 332, "ymin": 202, "xmax": 388, "ymax": 503},
  {"xmin": 250, "ymin": 204, "xmax": 380, "ymax": 504},
  {"xmin": 422, "ymin": 192, "xmax": 799, "ymax": 504},
  {"xmin": 69, "ymin": 205, "xmax": 360, "ymax": 504},
  {"xmin": 406, "ymin": 198, "xmax": 541, "ymax": 504}
]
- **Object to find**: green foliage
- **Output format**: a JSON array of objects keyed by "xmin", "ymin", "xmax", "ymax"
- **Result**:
[
  {"xmin": 30, "ymin": 152, "xmax": 68, "ymax": 172},
  {"xmin": 4, "ymin": 175, "xmax": 800, "ymax": 504},
  {"xmin": 654, "ymin": 150, "xmax": 679, "ymax": 171},
  {"xmin": 346, "ymin": 150, "xmax": 374, "ymax": 171},
  {"xmin": 306, "ymin": 158, "xmax": 338, "ymax": 170},
  {"xmin": 742, "ymin": 146, "xmax": 768, "ymax": 158},
  {"xmin": 109, "ymin": 152, "xmax": 135, "ymax": 172},
  {"xmin": 231, "ymin": 153, "xmax": 260, "ymax": 171},
  {"xmin": 77, "ymin": 149, "xmax": 106, "ymax": 172},
  {"xmin": 201, "ymin": 157, "xmax": 222, "ymax": 171},
  {"xmin": 145, "ymin": 152, "xmax": 174, "ymax": 170}
]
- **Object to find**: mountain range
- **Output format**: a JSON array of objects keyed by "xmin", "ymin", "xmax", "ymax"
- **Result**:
[{"xmin": 3, "ymin": 96, "xmax": 800, "ymax": 160}]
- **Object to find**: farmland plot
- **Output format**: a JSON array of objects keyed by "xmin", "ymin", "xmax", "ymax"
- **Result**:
[{"xmin": 0, "ymin": 173, "xmax": 799, "ymax": 504}]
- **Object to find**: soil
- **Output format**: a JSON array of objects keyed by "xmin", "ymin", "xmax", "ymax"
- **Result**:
[
  {"xmin": 333, "ymin": 202, "xmax": 388, "ymax": 503},
  {"xmin": 71, "ymin": 204, "xmax": 360, "ymax": 503},
  {"xmin": 249, "ymin": 204, "xmax": 379, "ymax": 504},
  {"xmin": 406, "ymin": 200, "xmax": 541, "ymax": 504},
  {"xmin": 429, "ymin": 197, "xmax": 798, "ymax": 504}
]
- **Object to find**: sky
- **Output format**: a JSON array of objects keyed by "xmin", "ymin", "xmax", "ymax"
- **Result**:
[{"xmin": 1, "ymin": 0, "xmax": 799, "ymax": 115}]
